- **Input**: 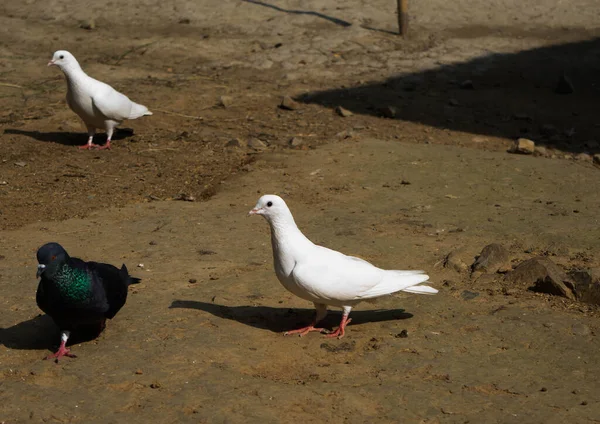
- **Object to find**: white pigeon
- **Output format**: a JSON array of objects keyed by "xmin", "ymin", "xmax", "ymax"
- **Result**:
[
  {"xmin": 249, "ymin": 194, "xmax": 438, "ymax": 338},
  {"xmin": 48, "ymin": 50, "xmax": 152, "ymax": 150}
]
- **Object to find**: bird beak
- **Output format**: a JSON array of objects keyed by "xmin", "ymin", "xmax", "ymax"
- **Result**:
[
  {"xmin": 36, "ymin": 264, "xmax": 46, "ymax": 278},
  {"xmin": 47, "ymin": 60, "xmax": 55, "ymax": 67},
  {"xmin": 248, "ymin": 208, "xmax": 259, "ymax": 216}
]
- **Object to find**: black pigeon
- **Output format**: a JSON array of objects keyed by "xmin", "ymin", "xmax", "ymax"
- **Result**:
[{"xmin": 35, "ymin": 242, "xmax": 140, "ymax": 362}]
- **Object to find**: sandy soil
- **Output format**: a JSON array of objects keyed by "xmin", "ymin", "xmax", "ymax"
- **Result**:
[{"xmin": 1, "ymin": 0, "xmax": 600, "ymax": 422}]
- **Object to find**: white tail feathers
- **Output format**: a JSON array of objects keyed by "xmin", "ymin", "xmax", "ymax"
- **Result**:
[
  {"xmin": 401, "ymin": 285, "xmax": 438, "ymax": 295},
  {"xmin": 358, "ymin": 270, "xmax": 437, "ymax": 299},
  {"xmin": 129, "ymin": 102, "xmax": 152, "ymax": 119}
]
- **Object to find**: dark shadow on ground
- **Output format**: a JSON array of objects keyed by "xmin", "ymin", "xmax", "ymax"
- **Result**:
[
  {"xmin": 4, "ymin": 128, "xmax": 133, "ymax": 147},
  {"xmin": 0, "ymin": 314, "xmax": 107, "ymax": 352},
  {"xmin": 298, "ymin": 36, "xmax": 600, "ymax": 154},
  {"xmin": 243, "ymin": 0, "xmax": 351, "ymax": 27},
  {"xmin": 170, "ymin": 299, "xmax": 413, "ymax": 333}
]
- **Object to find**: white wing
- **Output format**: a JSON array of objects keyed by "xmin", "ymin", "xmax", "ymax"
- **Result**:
[{"xmin": 91, "ymin": 80, "xmax": 133, "ymax": 121}]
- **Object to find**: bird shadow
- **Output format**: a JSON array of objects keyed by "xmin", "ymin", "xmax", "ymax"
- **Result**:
[
  {"xmin": 169, "ymin": 300, "xmax": 413, "ymax": 333},
  {"xmin": 0, "ymin": 314, "xmax": 103, "ymax": 351},
  {"xmin": 4, "ymin": 128, "xmax": 133, "ymax": 147},
  {"xmin": 243, "ymin": 0, "xmax": 352, "ymax": 28}
]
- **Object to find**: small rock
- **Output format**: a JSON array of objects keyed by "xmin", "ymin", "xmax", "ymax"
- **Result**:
[
  {"xmin": 149, "ymin": 382, "xmax": 161, "ymax": 389},
  {"xmin": 149, "ymin": 241, "xmax": 157, "ymax": 245},
  {"xmin": 534, "ymin": 145, "xmax": 548, "ymax": 156},
  {"xmin": 79, "ymin": 19, "xmax": 96, "ymax": 30},
  {"xmin": 288, "ymin": 137, "xmax": 304, "ymax": 147},
  {"xmin": 379, "ymin": 106, "xmax": 397, "ymax": 119},
  {"xmin": 279, "ymin": 96, "xmax": 299, "ymax": 110},
  {"xmin": 593, "ymin": 154, "xmax": 600, "ymax": 166},
  {"xmin": 461, "ymin": 290, "xmax": 479, "ymax": 300},
  {"xmin": 395, "ymin": 329, "xmax": 408, "ymax": 338},
  {"xmin": 569, "ymin": 268, "xmax": 600, "ymax": 304},
  {"xmin": 571, "ymin": 323, "xmax": 590, "ymax": 336},
  {"xmin": 320, "ymin": 341, "xmax": 355, "ymax": 352},
  {"xmin": 189, "ymin": 278, "xmax": 197, "ymax": 284},
  {"xmin": 248, "ymin": 138, "xmax": 268, "ymax": 150},
  {"xmin": 135, "ymin": 369, "xmax": 143, "ymax": 375},
  {"xmin": 459, "ymin": 79, "xmax": 474, "ymax": 89},
  {"xmin": 472, "ymin": 243, "xmax": 510, "ymax": 274},
  {"xmin": 335, "ymin": 130, "xmax": 355, "ymax": 139},
  {"xmin": 174, "ymin": 193, "xmax": 196, "ymax": 202},
  {"xmin": 510, "ymin": 138, "xmax": 535, "ymax": 154},
  {"xmin": 218, "ymin": 95, "xmax": 233, "ymax": 108},
  {"xmin": 505, "ymin": 257, "xmax": 575, "ymax": 300},
  {"xmin": 444, "ymin": 250, "xmax": 469, "ymax": 273},
  {"xmin": 555, "ymin": 72, "xmax": 574, "ymax": 94},
  {"xmin": 226, "ymin": 138, "xmax": 244, "ymax": 148},
  {"xmin": 574, "ymin": 153, "xmax": 591, "ymax": 162},
  {"xmin": 335, "ymin": 106, "xmax": 353, "ymax": 117},
  {"xmin": 540, "ymin": 387, "xmax": 548, "ymax": 392},
  {"xmin": 178, "ymin": 18, "xmax": 191, "ymax": 24},
  {"xmin": 14, "ymin": 161, "xmax": 26, "ymax": 167}
]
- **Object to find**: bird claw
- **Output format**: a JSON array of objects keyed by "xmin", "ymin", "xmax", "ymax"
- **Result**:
[
  {"xmin": 79, "ymin": 144, "xmax": 101, "ymax": 150},
  {"xmin": 45, "ymin": 345, "xmax": 77, "ymax": 363},
  {"xmin": 284, "ymin": 325, "xmax": 329, "ymax": 337}
]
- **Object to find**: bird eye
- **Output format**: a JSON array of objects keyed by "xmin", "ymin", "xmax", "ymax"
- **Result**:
[
  {"xmin": 267, "ymin": 201, "xmax": 273, "ymax": 207},
  {"xmin": 59, "ymin": 55, "xmax": 64, "ymax": 59},
  {"xmin": 51, "ymin": 255, "xmax": 56, "ymax": 261}
]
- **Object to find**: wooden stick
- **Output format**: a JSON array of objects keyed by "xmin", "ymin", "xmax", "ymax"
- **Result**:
[{"xmin": 397, "ymin": 0, "xmax": 409, "ymax": 37}]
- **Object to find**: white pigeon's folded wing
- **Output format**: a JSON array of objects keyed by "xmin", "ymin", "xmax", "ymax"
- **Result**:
[
  {"xmin": 291, "ymin": 251, "xmax": 385, "ymax": 303},
  {"xmin": 91, "ymin": 84, "xmax": 133, "ymax": 121}
]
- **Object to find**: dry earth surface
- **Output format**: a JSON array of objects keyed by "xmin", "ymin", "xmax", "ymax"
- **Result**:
[{"xmin": 1, "ymin": 0, "xmax": 600, "ymax": 423}]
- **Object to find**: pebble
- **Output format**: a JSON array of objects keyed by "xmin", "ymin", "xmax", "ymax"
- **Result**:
[
  {"xmin": 226, "ymin": 138, "xmax": 244, "ymax": 148},
  {"xmin": 510, "ymin": 138, "xmax": 535, "ymax": 154},
  {"xmin": 472, "ymin": 243, "xmax": 510, "ymax": 274},
  {"xmin": 335, "ymin": 106, "xmax": 353, "ymax": 117},
  {"xmin": 189, "ymin": 278, "xmax": 197, "ymax": 284},
  {"xmin": 218, "ymin": 95, "xmax": 233, "ymax": 108},
  {"xmin": 247, "ymin": 138, "xmax": 268, "ymax": 150},
  {"xmin": 379, "ymin": 106, "xmax": 397, "ymax": 119},
  {"xmin": 395, "ymin": 329, "xmax": 408, "ymax": 338},
  {"xmin": 279, "ymin": 96, "xmax": 299, "ymax": 110},
  {"xmin": 288, "ymin": 137, "xmax": 304, "ymax": 147},
  {"xmin": 459, "ymin": 79, "xmax": 474, "ymax": 89},
  {"xmin": 574, "ymin": 153, "xmax": 591, "ymax": 162},
  {"xmin": 444, "ymin": 250, "xmax": 469, "ymax": 273},
  {"xmin": 79, "ymin": 19, "xmax": 95, "ymax": 30},
  {"xmin": 593, "ymin": 154, "xmax": 600, "ymax": 166},
  {"xmin": 505, "ymin": 257, "xmax": 575, "ymax": 300},
  {"xmin": 534, "ymin": 145, "xmax": 548, "ymax": 156},
  {"xmin": 571, "ymin": 323, "xmax": 591, "ymax": 336},
  {"xmin": 14, "ymin": 161, "xmax": 26, "ymax": 167},
  {"xmin": 178, "ymin": 18, "xmax": 191, "ymax": 24}
]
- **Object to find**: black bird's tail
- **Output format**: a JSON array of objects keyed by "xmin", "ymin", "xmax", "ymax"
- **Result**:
[{"xmin": 120, "ymin": 264, "xmax": 141, "ymax": 286}]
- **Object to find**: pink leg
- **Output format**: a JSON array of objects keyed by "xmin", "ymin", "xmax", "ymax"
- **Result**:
[
  {"xmin": 96, "ymin": 139, "xmax": 112, "ymax": 150},
  {"xmin": 45, "ymin": 340, "xmax": 77, "ymax": 362},
  {"xmin": 45, "ymin": 331, "xmax": 76, "ymax": 362},
  {"xmin": 325, "ymin": 316, "xmax": 352, "ymax": 339},
  {"xmin": 284, "ymin": 321, "xmax": 330, "ymax": 337},
  {"xmin": 80, "ymin": 133, "xmax": 101, "ymax": 150},
  {"xmin": 284, "ymin": 303, "xmax": 330, "ymax": 337}
]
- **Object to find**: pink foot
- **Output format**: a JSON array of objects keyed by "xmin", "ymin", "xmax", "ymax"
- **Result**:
[
  {"xmin": 325, "ymin": 317, "xmax": 352, "ymax": 339},
  {"xmin": 96, "ymin": 140, "xmax": 112, "ymax": 150},
  {"xmin": 79, "ymin": 143, "xmax": 101, "ymax": 150},
  {"xmin": 45, "ymin": 341, "xmax": 77, "ymax": 363},
  {"xmin": 284, "ymin": 324, "xmax": 329, "ymax": 337}
]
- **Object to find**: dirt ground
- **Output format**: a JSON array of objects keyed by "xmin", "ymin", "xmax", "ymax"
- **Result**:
[{"xmin": 1, "ymin": 0, "xmax": 600, "ymax": 422}]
